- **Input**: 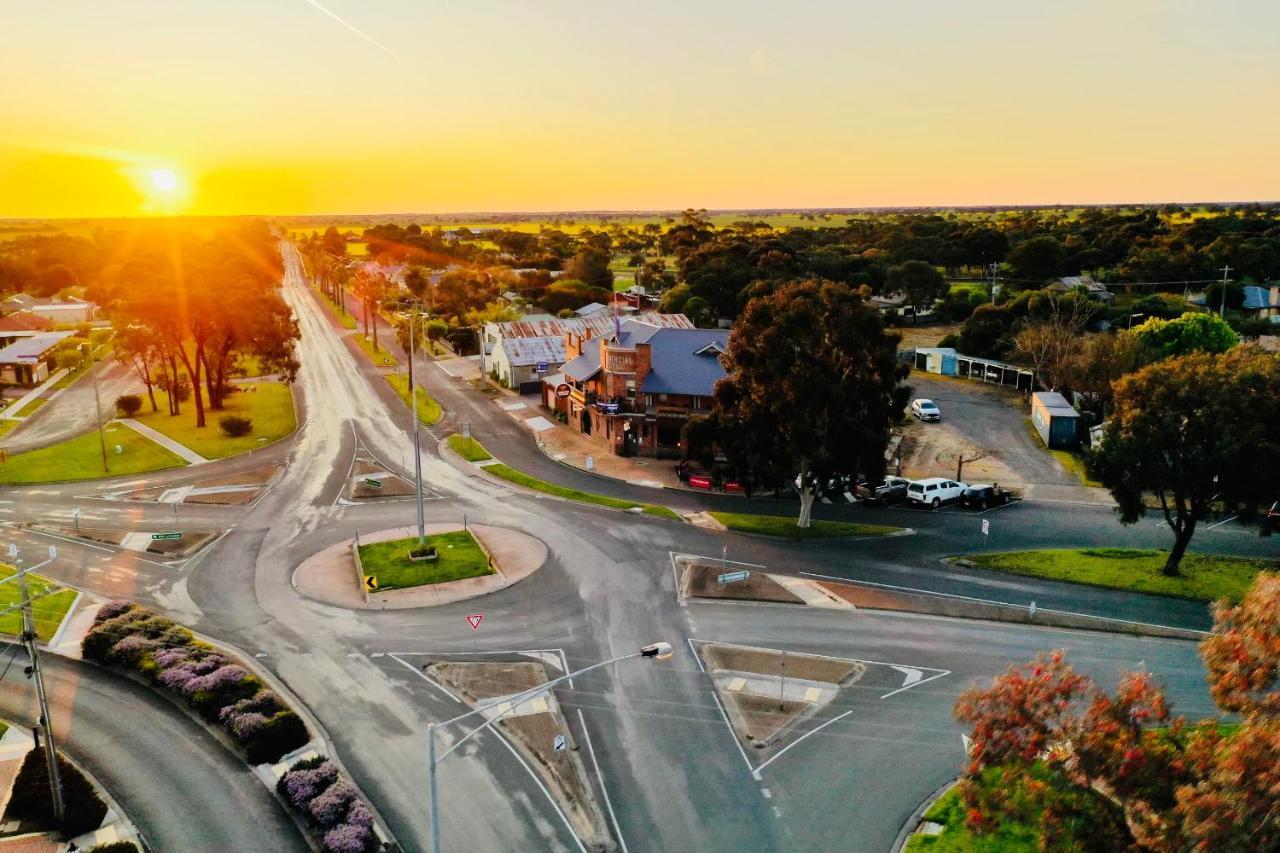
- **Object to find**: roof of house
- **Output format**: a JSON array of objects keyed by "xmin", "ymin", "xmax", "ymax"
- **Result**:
[
  {"xmin": 1243, "ymin": 286, "xmax": 1280, "ymax": 310},
  {"xmin": 0, "ymin": 311, "xmax": 55, "ymax": 332},
  {"xmin": 639, "ymin": 328, "xmax": 730, "ymax": 396},
  {"xmin": 1032, "ymin": 391, "xmax": 1079, "ymax": 418},
  {"xmin": 488, "ymin": 312, "xmax": 693, "ymax": 341},
  {"xmin": 500, "ymin": 335, "xmax": 566, "ymax": 368},
  {"xmin": 4, "ymin": 293, "xmax": 89, "ymax": 308},
  {"xmin": 0, "ymin": 331, "xmax": 73, "ymax": 365},
  {"xmin": 574, "ymin": 302, "xmax": 610, "ymax": 317}
]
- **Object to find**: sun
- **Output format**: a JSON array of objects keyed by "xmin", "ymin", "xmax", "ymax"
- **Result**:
[
  {"xmin": 128, "ymin": 162, "xmax": 191, "ymax": 212},
  {"xmin": 149, "ymin": 168, "xmax": 179, "ymax": 193}
]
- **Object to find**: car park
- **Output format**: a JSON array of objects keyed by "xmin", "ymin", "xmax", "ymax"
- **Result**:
[
  {"xmin": 906, "ymin": 477, "xmax": 966, "ymax": 508},
  {"xmin": 910, "ymin": 398, "xmax": 941, "ymax": 421},
  {"xmin": 856, "ymin": 476, "xmax": 910, "ymax": 505},
  {"xmin": 960, "ymin": 484, "xmax": 1012, "ymax": 510}
]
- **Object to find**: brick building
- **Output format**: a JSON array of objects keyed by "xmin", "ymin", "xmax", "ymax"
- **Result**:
[{"xmin": 554, "ymin": 319, "xmax": 729, "ymax": 457}]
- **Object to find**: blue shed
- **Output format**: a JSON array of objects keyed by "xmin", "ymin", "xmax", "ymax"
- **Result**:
[{"xmin": 1031, "ymin": 392, "xmax": 1080, "ymax": 449}]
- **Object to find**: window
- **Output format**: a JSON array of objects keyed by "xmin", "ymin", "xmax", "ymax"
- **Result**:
[{"xmin": 659, "ymin": 393, "xmax": 668, "ymax": 402}]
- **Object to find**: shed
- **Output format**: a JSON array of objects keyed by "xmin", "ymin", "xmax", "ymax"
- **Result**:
[
  {"xmin": 1031, "ymin": 391, "xmax": 1080, "ymax": 449},
  {"xmin": 914, "ymin": 347, "xmax": 957, "ymax": 376}
]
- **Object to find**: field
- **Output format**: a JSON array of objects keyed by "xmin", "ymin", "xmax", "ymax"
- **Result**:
[
  {"xmin": 131, "ymin": 382, "xmax": 297, "ymax": 459},
  {"xmin": 356, "ymin": 530, "xmax": 492, "ymax": 591},
  {"xmin": 0, "ymin": 426, "xmax": 185, "ymax": 483}
]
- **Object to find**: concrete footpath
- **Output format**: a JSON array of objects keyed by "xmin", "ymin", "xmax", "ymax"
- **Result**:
[{"xmin": 116, "ymin": 418, "xmax": 209, "ymax": 465}]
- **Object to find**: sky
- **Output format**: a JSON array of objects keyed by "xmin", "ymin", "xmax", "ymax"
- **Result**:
[{"xmin": 2, "ymin": 0, "xmax": 1278, "ymax": 218}]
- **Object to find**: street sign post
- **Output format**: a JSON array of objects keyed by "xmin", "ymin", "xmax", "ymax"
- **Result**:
[
  {"xmin": 553, "ymin": 734, "xmax": 566, "ymax": 753},
  {"xmin": 151, "ymin": 532, "xmax": 183, "ymax": 541},
  {"xmin": 364, "ymin": 575, "xmax": 379, "ymax": 592},
  {"xmin": 981, "ymin": 519, "xmax": 990, "ymax": 537},
  {"xmin": 363, "ymin": 478, "xmax": 383, "ymax": 489},
  {"xmin": 717, "ymin": 570, "xmax": 750, "ymax": 584},
  {"xmin": 466, "ymin": 613, "xmax": 483, "ymax": 630}
]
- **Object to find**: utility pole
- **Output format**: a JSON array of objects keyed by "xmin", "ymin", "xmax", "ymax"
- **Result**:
[
  {"xmin": 81, "ymin": 343, "xmax": 109, "ymax": 474},
  {"xmin": 988, "ymin": 262, "xmax": 999, "ymax": 304},
  {"xmin": 408, "ymin": 312, "xmax": 426, "ymax": 546},
  {"xmin": 1218, "ymin": 264, "xmax": 1233, "ymax": 317},
  {"xmin": 6, "ymin": 545, "xmax": 64, "ymax": 824}
]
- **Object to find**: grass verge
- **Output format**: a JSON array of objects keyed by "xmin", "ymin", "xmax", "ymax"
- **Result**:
[
  {"xmin": 488, "ymin": 463, "xmax": 680, "ymax": 518},
  {"xmin": 357, "ymin": 530, "xmax": 492, "ymax": 591},
  {"xmin": 905, "ymin": 784, "xmax": 1035, "ymax": 851},
  {"xmin": 1022, "ymin": 418, "xmax": 1101, "ymax": 487},
  {"xmin": 963, "ymin": 548, "xmax": 1277, "ymax": 602},
  {"xmin": 0, "ymin": 426, "xmax": 185, "ymax": 484},
  {"xmin": 447, "ymin": 433, "xmax": 492, "ymax": 462},
  {"xmin": 385, "ymin": 374, "xmax": 442, "ymax": 426},
  {"xmin": 710, "ymin": 511, "xmax": 904, "ymax": 540},
  {"xmin": 131, "ymin": 382, "xmax": 297, "ymax": 460},
  {"xmin": 317, "ymin": 288, "xmax": 359, "ymax": 329},
  {"xmin": 0, "ymin": 568, "xmax": 77, "ymax": 641}
]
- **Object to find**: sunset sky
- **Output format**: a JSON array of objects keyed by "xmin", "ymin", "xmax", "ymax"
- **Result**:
[{"xmin": 3, "ymin": 0, "xmax": 1278, "ymax": 218}]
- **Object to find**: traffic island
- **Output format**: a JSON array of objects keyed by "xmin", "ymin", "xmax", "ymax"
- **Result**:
[
  {"xmin": 26, "ymin": 524, "xmax": 219, "ymax": 559},
  {"xmin": 292, "ymin": 523, "xmax": 547, "ymax": 610},
  {"xmin": 104, "ymin": 463, "xmax": 283, "ymax": 505},
  {"xmin": 425, "ymin": 658, "xmax": 613, "ymax": 851},
  {"xmin": 675, "ymin": 555, "xmax": 856, "ymax": 609}
]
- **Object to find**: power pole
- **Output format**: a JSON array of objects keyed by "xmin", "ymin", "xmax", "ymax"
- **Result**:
[
  {"xmin": 409, "ymin": 312, "xmax": 426, "ymax": 546},
  {"xmin": 1218, "ymin": 264, "xmax": 1233, "ymax": 317},
  {"xmin": 7, "ymin": 545, "xmax": 64, "ymax": 824},
  {"xmin": 988, "ymin": 262, "xmax": 999, "ymax": 303}
]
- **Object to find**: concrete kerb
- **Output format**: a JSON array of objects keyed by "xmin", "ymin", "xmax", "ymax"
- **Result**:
[
  {"xmin": 60, "ymin": 746, "xmax": 151, "ymax": 852},
  {"xmin": 891, "ymin": 778, "xmax": 959, "ymax": 853},
  {"xmin": 709, "ymin": 525, "xmax": 916, "ymax": 544}
]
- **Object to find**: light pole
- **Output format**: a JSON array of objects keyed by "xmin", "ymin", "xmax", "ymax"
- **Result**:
[
  {"xmin": 80, "ymin": 343, "xmax": 109, "ymax": 473},
  {"xmin": 401, "ymin": 308, "xmax": 429, "ymax": 546},
  {"xmin": 1127, "ymin": 312, "xmax": 1145, "ymax": 331},
  {"xmin": 425, "ymin": 641, "xmax": 673, "ymax": 853}
]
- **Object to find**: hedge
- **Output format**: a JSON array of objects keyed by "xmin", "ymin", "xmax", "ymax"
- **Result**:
[
  {"xmin": 4, "ymin": 744, "xmax": 108, "ymax": 838},
  {"xmin": 278, "ymin": 756, "xmax": 379, "ymax": 853},
  {"xmin": 82, "ymin": 602, "xmax": 309, "ymax": 764}
]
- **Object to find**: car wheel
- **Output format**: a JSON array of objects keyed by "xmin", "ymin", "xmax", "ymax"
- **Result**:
[
  {"xmin": 931, "ymin": 498, "xmax": 940, "ymax": 509},
  {"xmin": 979, "ymin": 500, "xmax": 987, "ymax": 510}
]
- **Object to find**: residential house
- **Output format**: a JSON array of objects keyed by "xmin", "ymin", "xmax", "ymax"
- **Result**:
[
  {"xmin": 3, "ymin": 293, "xmax": 99, "ymax": 324},
  {"xmin": 0, "ymin": 331, "xmax": 73, "ymax": 385},
  {"xmin": 556, "ymin": 319, "xmax": 729, "ymax": 457},
  {"xmin": 1046, "ymin": 276, "xmax": 1114, "ymax": 302},
  {"xmin": 1243, "ymin": 285, "xmax": 1280, "ymax": 322},
  {"xmin": 0, "ymin": 311, "xmax": 54, "ymax": 334}
]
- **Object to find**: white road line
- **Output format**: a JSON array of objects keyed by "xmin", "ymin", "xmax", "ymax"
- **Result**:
[
  {"xmin": 577, "ymin": 709, "xmax": 628, "ymax": 853},
  {"xmin": 1205, "ymin": 515, "xmax": 1238, "ymax": 529},
  {"xmin": 686, "ymin": 638, "xmax": 756, "ymax": 775},
  {"xmin": 761, "ymin": 788, "xmax": 772, "ymax": 799},
  {"xmin": 754, "ymin": 710, "xmax": 854, "ymax": 776},
  {"xmin": 879, "ymin": 670, "xmax": 952, "ymax": 700}
]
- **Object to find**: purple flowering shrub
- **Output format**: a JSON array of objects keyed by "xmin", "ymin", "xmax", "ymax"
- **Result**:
[
  {"xmin": 94, "ymin": 601, "xmax": 137, "ymax": 622},
  {"xmin": 322, "ymin": 822, "xmax": 374, "ymax": 853},
  {"xmin": 309, "ymin": 780, "xmax": 357, "ymax": 827},
  {"xmin": 279, "ymin": 760, "xmax": 339, "ymax": 807},
  {"xmin": 277, "ymin": 759, "xmax": 377, "ymax": 851},
  {"xmin": 105, "ymin": 634, "xmax": 159, "ymax": 667}
]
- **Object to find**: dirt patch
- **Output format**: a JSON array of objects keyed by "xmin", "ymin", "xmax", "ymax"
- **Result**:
[
  {"xmin": 684, "ymin": 562, "xmax": 804, "ymax": 604},
  {"xmin": 197, "ymin": 464, "xmax": 281, "ymax": 488},
  {"xmin": 31, "ymin": 525, "xmax": 126, "ymax": 546},
  {"xmin": 726, "ymin": 692, "xmax": 811, "ymax": 747},
  {"xmin": 348, "ymin": 456, "xmax": 416, "ymax": 500},
  {"xmin": 702, "ymin": 643, "xmax": 863, "ymax": 685},
  {"xmin": 895, "ymin": 322, "xmax": 962, "ymax": 352},
  {"xmin": 184, "ymin": 489, "xmax": 260, "ymax": 506},
  {"xmin": 431, "ymin": 661, "xmax": 546, "ymax": 700}
]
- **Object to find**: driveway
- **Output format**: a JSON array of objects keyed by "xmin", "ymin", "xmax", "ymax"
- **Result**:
[{"xmin": 3, "ymin": 360, "xmax": 142, "ymax": 454}]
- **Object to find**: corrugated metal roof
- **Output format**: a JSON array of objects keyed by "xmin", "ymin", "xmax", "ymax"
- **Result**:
[
  {"xmin": 0, "ymin": 331, "xmax": 72, "ymax": 364},
  {"xmin": 490, "ymin": 313, "xmax": 693, "ymax": 340},
  {"xmin": 501, "ymin": 336, "xmax": 566, "ymax": 367},
  {"xmin": 1032, "ymin": 391, "xmax": 1078, "ymax": 417}
]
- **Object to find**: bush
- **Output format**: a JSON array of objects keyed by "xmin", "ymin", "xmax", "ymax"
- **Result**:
[
  {"xmin": 242, "ymin": 710, "xmax": 309, "ymax": 764},
  {"xmin": 114, "ymin": 394, "xmax": 142, "ymax": 418},
  {"xmin": 219, "ymin": 415, "xmax": 253, "ymax": 437},
  {"xmin": 5, "ymin": 745, "xmax": 108, "ymax": 838},
  {"xmin": 323, "ymin": 822, "xmax": 375, "ymax": 853},
  {"xmin": 89, "ymin": 843, "xmax": 140, "ymax": 853}
]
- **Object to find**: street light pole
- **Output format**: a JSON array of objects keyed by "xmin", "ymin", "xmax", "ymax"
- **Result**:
[
  {"xmin": 409, "ymin": 312, "xmax": 426, "ymax": 546},
  {"xmin": 424, "ymin": 641, "xmax": 673, "ymax": 853},
  {"xmin": 81, "ymin": 343, "xmax": 108, "ymax": 473}
]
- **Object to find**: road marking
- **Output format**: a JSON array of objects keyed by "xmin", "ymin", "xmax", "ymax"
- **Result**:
[
  {"xmin": 577, "ymin": 708, "xmax": 628, "ymax": 853},
  {"xmin": 1205, "ymin": 515, "xmax": 1238, "ymax": 529},
  {"xmin": 686, "ymin": 638, "xmax": 756, "ymax": 776},
  {"xmin": 754, "ymin": 710, "xmax": 854, "ymax": 776},
  {"xmin": 761, "ymin": 788, "xmax": 772, "ymax": 799},
  {"xmin": 772, "ymin": 807, "xmax": 781, "ymax": 818}
]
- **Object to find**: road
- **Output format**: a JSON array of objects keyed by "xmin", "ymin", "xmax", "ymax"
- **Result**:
[
  {"xmin": 4, "ymin": 358, "xmax": 141, "ymax": 454},
  {"xmin": 0, "ymin": 240, "xmax": 1269, "ymax": 851}
]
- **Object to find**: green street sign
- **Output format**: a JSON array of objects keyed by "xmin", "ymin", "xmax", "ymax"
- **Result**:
[
  {"xmin": 151, "ymin": 532, "xmax": 183, "ymax": 541},
  {"xmin": 364, "ymin": 478, "xmax": 383, "ymax": 489}
]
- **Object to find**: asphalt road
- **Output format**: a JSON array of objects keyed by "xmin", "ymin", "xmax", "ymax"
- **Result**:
[
  {"xmin": 0, "ymin": 241, "xmax": 1270, "ymax": 852},
  {"xmin": 4, "ymin": 359, "xmax": 141, "ymax": 454}
]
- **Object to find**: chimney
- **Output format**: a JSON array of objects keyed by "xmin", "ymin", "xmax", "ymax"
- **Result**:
[{"xmin": 634, "ymin": 342, "xmax": 652, "ymax": 388}]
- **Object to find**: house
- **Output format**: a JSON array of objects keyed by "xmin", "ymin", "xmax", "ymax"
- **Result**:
[
  {"xmin": 573, "ymin": 302, "xmax": 610, "ymax": 318},
  {"xmin": 557, "ymin": 319, "xmax": 729, "ymax": 457},
  {"xmin": 1242, "ymin": 285, "xmax": 1280, "ymax": 321},
  {"xmin": 3, "ymin": 293, "xmax": 99, "ymax": 324},
  {"xmin": 1046, "ymin": 276, "xmax": 1114, "ymax": 302},
  {"xmin": 0, "ymin": 331, "xmax": 73, "ymax": 385},
  {"xmin": 1031, "ymin": 391, "xmax": 1080, "ymax": 449},
  {"xmin": 491, "ymin": 336, "xmax": 567, "ymax": 393},
  {"xmin": 481, "ymin": 312, "xmax": 694, "ymax": 388},
  {"xmin": 0, "ymin": 311, "xmax": 54, "ymax": 334}
]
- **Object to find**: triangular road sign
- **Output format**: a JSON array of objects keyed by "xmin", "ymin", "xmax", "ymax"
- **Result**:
[{"xmin": 466, "ymin": 613, "xmax": 483, "ymax": 630}]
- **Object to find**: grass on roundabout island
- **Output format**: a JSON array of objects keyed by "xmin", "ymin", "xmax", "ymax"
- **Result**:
[
  {"xmin": 130, "ymin": 383, "xmax": 298, "ymax": 460},
  {"xmin": 962, "ymin": 548, "xmax": 1277, "ymax": 603},
  {"xmin": 0, "ymin": 568, "xmax": 78, "ymax": 641},
  {"xmin": 356, "ymin": 530, "xmax": 493, "ymax": 591},
  {"xmin": 709, "ymin": 511, "xmax": 904, "ymax": 540},
  {"xmin": 0, "ymin": 426, "xmax": 186, "ymax": 484},
  {"xmin": 447, "ymin": 433, "xmax": 679, "ymax": 519}
]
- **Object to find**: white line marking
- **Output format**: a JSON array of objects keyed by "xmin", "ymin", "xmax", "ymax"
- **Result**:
[
  {"xmin": 761, "ymin": 788, "xmax": 772, "ymax": 799},
  {"xmin": 1205, "ymin": 515, "xmax": 1238, "ymax": 530},
  {"xmin": 754, "ymin": 710, "xmax": 854, "ymax": 775},
  {"xmin": 577, "ymin": 708, "xmax": 628, "ymax": 853},
  {"xmin": 686, "ymin": 637, "xmax": 755, "ymax": 774}
]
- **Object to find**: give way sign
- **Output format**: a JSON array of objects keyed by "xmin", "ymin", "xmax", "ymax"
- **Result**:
[{"xmin": 466, "ymin": 613, "xmax": 484, "ymax": 630}]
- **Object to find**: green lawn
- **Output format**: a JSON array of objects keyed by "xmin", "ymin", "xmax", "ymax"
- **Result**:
[
  {"xmin": 482, "ymin": 461, "xmax": 679, "ymax": 519},
  {"xmin": 963, "ymin": 548, "xmax": 1278, "ymax": 602},
  {"xmin": 17, "ymin": 398, "xmax": 46, "ymax": 416},
  {"xmin": 131, "ymin": 382, "xmax": 297, "ymax": 460},
  {"xmin": 906, "ymin": 785, "xmax": 1035, "ymax": 852},
  {"xmin": 317, "ymin": 289, "xmax": 359, "ymax": 329},
  {"xmin": 356, "ymin": 530, "xmax": 493, "ymax": 591},
  {"xmin": 0, "ymin": 420, "xmax": 19, "ymax": 441},
  {"xmin": 385, "ymin": 374, "xmax": 442, "ymax": 426},
  {"xmin": 709, "ymin": 512, "xmax": 904, "ymax": 540},
  {"xmin": 1023, "ymin": 419, "xmax": 1101, "ymax": 487},
  {"xmin": 0, "ymin": 568, "xmax": 78, "ymax": 641},
  {"xmin": 0, "ymin": 427, "xmax": 185, "ymax": 484},
  {"xmin": 447, "ymin": 433, "xmax": 492, "ymax": 462},
  {"xmin": 354, "ymin": 330, "xmax": 398, "ymax": 367}
]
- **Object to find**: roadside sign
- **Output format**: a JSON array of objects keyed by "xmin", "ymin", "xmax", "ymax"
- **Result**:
[
  {"xmin": 466, "ymin": 613, "xmax": 483, "ymax": 630},
  {"xmin": 151, "ymin": 532, "xmax": 183, "ymax": 541},
  {"xmin": 364, "ymin": 575, "xmax": 379, "ymax": 592},
  {"xmin": 553, "ymin": 734, "xmax": 566, "ymax": 752},
  {"xmin": 555, "ymin": 383, "xmax": 571, "ymax": 399},
  {"xmin": 363, "ymin": 478, "xmax": 383, "ymax": 489},
  {"xmin": 536, "ymin": 361, "xmax": 549, "ymax": 373},
  {"xmin": 981, "ymin": 519, "xmax": 990, "ymax": 536},
  {"xmin": 717, "ymin": 570, "xmax": 750, "ymax": 584},
  {"xmin": 585, "ymin": 456, "xmax": 594, "ymax": 471}
]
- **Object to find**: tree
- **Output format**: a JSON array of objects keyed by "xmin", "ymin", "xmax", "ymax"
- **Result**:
[
  {"xmin": 1128, "ymin": 312, "xmax": 1239, "ymax": 362},
  {"xmin": 1005, "ymin": 236, "xmax": 1067, "ymax": 288},
  {"xmin": 1012, "ymin": 296, "xmax": 1096, "ymax": 390},
  {"xmin": 886, "ymin": 260, "xmax": 948, "ymax": 323},
  {"xmin": 561, "ymin": 247, "xmax": 613, "ymax": 290},
  {"xmin": 114, "ymin": 394, "xmax": 142, "ymax": 418},
  {"xmin": 1090, "ymin": 347, "xmax": 1280, "ymax": 575},
  {"xmin": 708, "ymin": 279, "xmax": 909, "ymax": 527},
  {"xmin": 352, "ymin": 268, "xmax": 389, "ymax": 352}
]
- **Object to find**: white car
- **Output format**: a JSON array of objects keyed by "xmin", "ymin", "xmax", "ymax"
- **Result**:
[
  {"xmin": 907, "ymin": 477, "xmax": 966, "ymax": 508},
  {"xmin": 910, "ymin": 399, "xmax": 941, "ymax": 421}
]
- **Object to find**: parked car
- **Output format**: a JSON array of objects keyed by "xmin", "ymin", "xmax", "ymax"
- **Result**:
[
  {"xmin": 856, "ymin": 476, "xmax": 910, "ymax": 505},
  {"xmin": 1263, "ymin": 500, "xmax": 1280, "ymax": 536},
  {"xmin": 907, "ymin": 477, "xmax": 966, "ymax": 508},
  {"xmin": 910, "ymin": 399, "xmax": 941, "ymax": 421},
  {"xmin": 960, "ymin": 484, "xmax": 1012, "ymax": 510}
]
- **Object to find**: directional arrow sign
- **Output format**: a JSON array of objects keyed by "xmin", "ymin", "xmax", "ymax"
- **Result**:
[
  {"xmin": 717, "ymin": 570, "xmax": 750, "ymax": 584},
  {"xmin": 466, "ymin": 613, "xmax": 483, "ymax": 630},
  {"xmin": 364, "ymin": 575, "xmax": 379, "ymax": 591},
  {"xmin": 890, "ymin": 665, "xmax": 924, "ymax": 689},
  {"xmin": 151, "ymin": 532, "xmax": 183, "ymax": 541},
  {"xmin": 363, "ymin": 478, "xmax": 383, "ymax": 489},
  {"xmin": 553, "ymin": 734, "xmax": 566, "ymax": 752}
]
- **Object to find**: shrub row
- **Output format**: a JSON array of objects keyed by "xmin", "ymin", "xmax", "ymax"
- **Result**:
[
  {"xmin": 82, "ymin": 602, "xmax": 309, "ymax": 764},
  {"xmin": 278, "ymin": 756, "xmax": 379, "ymax": 853},
  {"xmin": 4, "ymin": 743, "xmax": 108, "ymax": 838}
]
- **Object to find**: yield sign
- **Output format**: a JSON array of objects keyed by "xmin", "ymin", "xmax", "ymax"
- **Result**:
[{"xmin": 466, "ymin": 613, "xmax": 483, "ymax": 631}]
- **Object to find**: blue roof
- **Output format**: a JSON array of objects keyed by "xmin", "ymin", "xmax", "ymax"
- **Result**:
[
  {"xmin": 1243, "ymin": 286, "xmax": 1280, "ymax": 310},
  {"xmin": 639, "ymin": 328, "xmax": 730, "ymax": 396},
  {"xmin": 561, "ymin": 336, "xmax": 601, "ymax": 382}
]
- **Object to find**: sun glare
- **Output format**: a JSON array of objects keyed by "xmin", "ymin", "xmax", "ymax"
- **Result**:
[
  {"xmin": 150, "ymin": 168, "xmax": 179, "ymax": 192},
  {"xmin": 127, "ymin": 162, "xmax": 191, "ymax": 213}
]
